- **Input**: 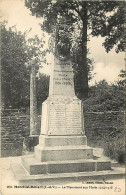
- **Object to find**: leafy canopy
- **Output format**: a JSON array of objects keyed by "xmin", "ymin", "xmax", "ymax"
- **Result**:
[
  {"xmin": 25, "ymin": 0, "xmax": 125, "ymax": 99},
  {"xmin": 25, "ymin": 0, "xmax": 125, "ymax": 53},
  {"xmin": 1, "ymin": 21, "xmax": 45, "ymax": 109}
]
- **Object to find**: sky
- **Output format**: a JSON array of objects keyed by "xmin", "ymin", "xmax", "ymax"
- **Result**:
[{"xmin": 0, "ymin": 0, "xmax": 125, "ymax": 85}]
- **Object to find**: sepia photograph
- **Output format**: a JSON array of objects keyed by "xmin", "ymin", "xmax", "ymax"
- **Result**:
[{"xmin": 0, "ymin": 0, "xmax": 125, "ymax": 195}]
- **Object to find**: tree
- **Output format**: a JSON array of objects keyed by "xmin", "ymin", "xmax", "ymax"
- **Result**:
[
  {"xmin": 25, "ymin": 34, "xmax": 46, "ymax": 134},
  {"xmin": 1, "ymin": 22, "xmax": 45, "ymax": 110},
  {"xmin": 25, "ymin": 0, "xmax": 125, "ymax": 99},
  {"xmin": 90, "ymin": 2, "xmax": 125, "ymax": 53},
  {"xmin": 83, "ymin": 79, "xmax": 125, "ymax": 112},
  {"xmin": 1, "ymin": 22, "xmax": 30, "ymax": 109},
  {"xmin": 117, "ymin": 69, "xmax": 126, "ymax": 87}
]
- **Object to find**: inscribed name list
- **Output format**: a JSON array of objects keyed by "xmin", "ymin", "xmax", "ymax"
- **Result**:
[
  {"xmin": 48, "ymin": 98, "xmax": 82, "ymax": 135},
  {"xmin": 49, "ymin": 57, "xmax": 75, "ymax": 96}
]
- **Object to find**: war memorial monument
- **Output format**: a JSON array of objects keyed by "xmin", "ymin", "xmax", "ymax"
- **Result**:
[{"xmin": 11, "ymin": 21, "xmax": 124, "ymax": 184}]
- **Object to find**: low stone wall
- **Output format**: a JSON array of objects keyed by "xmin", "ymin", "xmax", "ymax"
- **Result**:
[
  {"xmin": 1, "ymin": 112, "xmax": 41, "ymax": 157},
  {"xmin": 1, "ymin": 115, "xmax": 29, "ymax": 157},
  {"xmin": 1, "ymin": 111, "xmax": 124, "ymax": 157}
]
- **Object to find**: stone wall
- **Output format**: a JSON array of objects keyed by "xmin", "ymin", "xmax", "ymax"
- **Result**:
[
  {"xmin": 1, "ymin": 110, "xmax": 41, "ymax": 157},
  {"xmin": 1, "ymin": 114, "xmax": 29, "ymax": 157},
  {"xmin": 1, "ymin": 110, "xmax": 124, "ymax": 157}
]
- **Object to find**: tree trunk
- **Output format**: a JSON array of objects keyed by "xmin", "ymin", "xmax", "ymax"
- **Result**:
[{"xmin": 81, "ymin": 2, "xmax": 88, "ymax": 99}]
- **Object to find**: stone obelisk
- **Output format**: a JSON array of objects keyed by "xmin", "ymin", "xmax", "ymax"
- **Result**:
[
  {"xmin": 19, "ymin": 19, "xmax": 111, "ymax": 177},
  {"xmin": 33, "ymin": 22, "xmax": 90, "ymax": 162}
]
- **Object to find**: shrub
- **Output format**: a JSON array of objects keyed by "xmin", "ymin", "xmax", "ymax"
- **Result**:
[
  {"xmin": 83, "ymin": 79, "xmax": 125, "ymax": 112},
  {"xmin": 103, "ymin": 136, "xmax": 125, "ymax": 163}
]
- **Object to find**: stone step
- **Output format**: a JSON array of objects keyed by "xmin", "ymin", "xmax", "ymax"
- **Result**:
[
  {"xmin": 11, "ymin": 161, "xmax": 125, "ymax": 185},
  {"xmin": 21, "ymin": 155, "xmax": 111, "ymax": 175},
  {"xmin": 39, "ymin": 135, "xmax": 87, "ymax": 147},
  {"xmin": 34, "ymin": 145, "xmax": 93, "ymax": 161}
]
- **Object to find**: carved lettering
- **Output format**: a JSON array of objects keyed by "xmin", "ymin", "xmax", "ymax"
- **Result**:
[
  {"xmin": 49, "ymin": 100, "xmax": 82, "ymax": 134},
  {"xmin": 55, "ymin": 82, "xmax": 62, "ymax": 85}
]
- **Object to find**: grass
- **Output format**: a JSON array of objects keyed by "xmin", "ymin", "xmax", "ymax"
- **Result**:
[
  {"xmin": 88, "ymin": 134, "xmax": 125, "ymax": 163},
  {"xmin": 103, "ymin": 137, "xmax": 125, "ymax": 163}
]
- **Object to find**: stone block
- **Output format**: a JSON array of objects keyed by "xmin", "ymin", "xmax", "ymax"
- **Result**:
[
  {"xmin": 21, "ymin": 156, "xmax": 47, "ymax": 175},
  {"xmin": 11, "ymin": 161, "xmax": 125, "ymax": 185},
  {"xmin": 34, "ymin": 145, "xmax": 93, "ymax": 162},
  {"xmin": 21, "ymin": 155, "xmax": 96, "ymax": 175},
  {"xmin": 39, "ymin": 135, "xmax": 87, "ymax": 147},
  {"xmin": 96, "ymin": 161, "xmax": 111, "ymax": 171},
  {"xmin": 48, "ymin": 161, "xmax": 95, "ymax": 174}
]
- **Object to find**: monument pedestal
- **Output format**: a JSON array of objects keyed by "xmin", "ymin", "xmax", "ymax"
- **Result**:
[
  {"xmin": 41, "ymin": 95, "xmax": 84, "ymax": 136},
  {"xmin": 20, "ymin": 96, "xmax": 111, "ymax": 177},
  {"xmin": 21, "ymin": 133, "xmax": 111, "ymax": 175}
]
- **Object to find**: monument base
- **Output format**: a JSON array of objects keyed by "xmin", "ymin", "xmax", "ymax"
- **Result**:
[
  {"xmin": 11, "ymin": 133, "xmax": 114, "ymax": 181},
  {"xmin": 10, "ymin": 96, "xmax": 125, "ymax": 183},
  {"xmin": 11, "ymin": 162, "xmax": 125, "ymax": 185},
  {"xmin": 21, "ymin": 155, "xmax": 111, "ymax": 175},
  {"xmin": 11, "ymin": 134, "xmax": 125, "ymax": 184},
  {"xmin": 21, "ymin": 134, "xmax": 111, "ymax": 173},
  {"xmin": 10, "ymin": 97, "xmax": 123, "ymax": 183}
]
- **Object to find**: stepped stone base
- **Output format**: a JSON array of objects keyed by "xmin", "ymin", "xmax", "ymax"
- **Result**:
[
  {"xmin": 10, "ymin": 134, "xmax": 117, "ymax": 185},
  {"xmin": 34, "ymin": 135, "xmax": 90, "ymax": 162},
  {"xmin": 21, "ymin": 155, "xmax": 111, "ymax": 175},
  {"xmin": 11, "ymin": 162, "xmax": 125, "ymax": 185}
]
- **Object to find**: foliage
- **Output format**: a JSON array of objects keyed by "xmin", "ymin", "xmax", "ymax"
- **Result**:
[
  {"xmin": 25, "ymin": 0, "xmax": 125, "ymax": 52},
  {"xmin": 117, "ymin": 69, "xmax": 126, "ymax": 87},
  {"xmin": 103, "ymin": 136, "xmax": 125, "ymax": 163},
  {"xmin": 88, "ymin": 1, "xmax": 125, "ymax": 53},
  {"xmin": 83, "ymin": 76, "xmax": 125, "ymax": 112},
  {"xmin": 91, "ymin": 133, "xmax": 125, "ymax": 163},
  {"xmin": 26, "ymin": 34, "xmax": 47, "ymax": 70},
  {"xmin": 36, "ymin": 73, "xmax": 49, "ymax": 114},
  {"xmin": 1, "ymin": 22, "xmax": 45, "ymax": 109},
  {"xmin": 25, "ymin": 0, "xmax": 125, "ymax": 99},
  {"xmin": 1, "ymin": 22, "xmax": 30, "ymax": 108}
]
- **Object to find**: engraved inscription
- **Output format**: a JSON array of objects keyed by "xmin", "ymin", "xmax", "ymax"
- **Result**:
[
  {"xmin": 49, "ymin": 102, "xmax": 66, "ymax": 131},
  {"xmin": 66, "ymin": 102, "xmax": 82, "ymax": 131},
  {"xmin": 54, "ymin": 70, "xmax": 73, "ymax": 86},
  {"xmin": 50, "ymin": 57, "xmax": 75, "ymax": 96},
  {"xmin": 48, "ymin": 100, "xmax": 82, "ymax": 135}
]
